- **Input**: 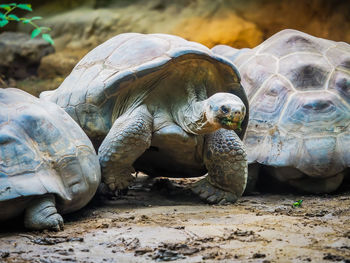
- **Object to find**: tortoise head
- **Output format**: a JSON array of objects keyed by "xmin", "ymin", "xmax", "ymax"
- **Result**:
[{"xmin": 204, "ymin": 92, "xmax": 246, "ymax": 132}]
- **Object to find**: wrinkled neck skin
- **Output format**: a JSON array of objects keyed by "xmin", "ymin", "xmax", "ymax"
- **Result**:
[{"xmin": 177, "ymin": 100, "xmax": 220, "ymax": 135}]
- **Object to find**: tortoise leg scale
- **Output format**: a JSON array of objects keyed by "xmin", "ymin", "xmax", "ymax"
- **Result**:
[
  {"xmin": 192, "ymin": 129, "xmax": 248, "ymax": 204},
  {"xmin": 98, "ymin": 105, "xmax": 153, "ymax": 192},
  {"xmin": 24, "ymin": 194, "xmax": 63, "ymax": 231}
]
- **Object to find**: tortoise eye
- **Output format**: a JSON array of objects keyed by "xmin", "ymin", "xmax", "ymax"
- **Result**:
[{"xmin": 220, "ymin": 105, "xmax": 229, "ymax": 114}]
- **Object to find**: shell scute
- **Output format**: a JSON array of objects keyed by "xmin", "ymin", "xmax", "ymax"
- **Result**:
[
  {"xmin": 297, "ymin": 136, "xmax": 341, "ymax": 177},
  {"xmin": 130, "ymin": 55, "xmax": 170, "ymax": 80},
  {"xmin": 278, "ymin": 92, "xmax": 350, "ymax": 135},
  {"xmin": 55, "ymin": 67, "xmax": 86, "ymax": 107},
  {"xmin": 337, "ymin": 132, "xmax": 350, "ymax": 166},
  {"xmin": 326, "ymin": 46, "xmax": 350, "ymax": 70},
  {"xmin": 103, "ymin": 68, "xmax": 136, "ymax": 98},
  {"xmin": 244, "ymin": 130, "xmax": 266, "ymax": 163},
  {"xmin": 75, "ymin": 103, "xmax": 107, "ymax": 137},
  {"xmin": 239, "ymin": 54, "xmax": 277, "ymax": 99},
  {"xmin": 69, "ymin": 64, "xmax": 102, "ymax": 106},
  {"xmin": 249, "ymin": 75, "xmax": 293, "ymax": 129},
  {"xmin": 262, "ymin": 132, "xmax": 301, "ymax": 167},
  {"xmin": 105, "ymin": 35, "xmax": 170, "ymax": 70},
  {"xmin": 279, "ymin": 53, "xmax": 332, "ymax": 91},
  {"xmin": 258, "ymin": 29, "xmax": 332, "ymax": 57},
  {"xmin": 0, "ymin": 125, "xmax": 40, "ymax": 176},
  {"xmin": 76, "ymin": 33, "xmax": 140, "ymax": 69},
  {"xmin": 211, "ymin": 45, "xmax": 241, "ymax": 62},
  {"xmin": 15, "ymin": 106, "xmax": 60, "ymax": 145},
  {"xmin": 328, "ymin": 70, "xmax": 350, "ymax": 105},
  {"xmin": 85, "ymin": 74, "xmax": 108, "ymax": 106}
]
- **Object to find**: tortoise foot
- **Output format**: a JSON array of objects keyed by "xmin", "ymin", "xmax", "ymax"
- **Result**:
[
  {"xmin": 103, "ymin": 167, "xmax": 135, "ymax": 191},
  {"xmin": 24, "ymin": 195, "xmax": 64, "ymax": 231},
  {"xmin": 191, "ymin": 178, "xmax": 238, "ymax": 205},
  {"xmin": 98, "ymin": 182, "xmax": 129, "ymax": 198}
]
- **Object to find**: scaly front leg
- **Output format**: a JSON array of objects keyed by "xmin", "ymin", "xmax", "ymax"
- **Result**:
[
  {"xmin": 192, "ymin": 129, "xmax": 247, "ymax": 204},
  {"xmin": 98, "ymin": 105, "xmax": 153, "ymax": 192}
]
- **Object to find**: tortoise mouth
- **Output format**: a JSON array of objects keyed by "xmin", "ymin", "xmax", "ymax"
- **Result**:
[{"xmin": 218, "ymin": 117, "xmax": 242, "ymax": 131}]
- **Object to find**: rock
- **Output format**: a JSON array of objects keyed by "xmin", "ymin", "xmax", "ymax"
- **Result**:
[
  {"xmin": 15, "ymin": 77, "xmax": 64, "ymax": 97},
  {"xmin": 35, "ymin": 8, "xmax": 125, "ymax": 51},
  {"xmin": 0, "ymin": 32, "xmax": 55, "ymax": 80},
  {"xmin": 19, "ymin": 0, "xmax": 348, "ymax": 52},
  {"xmin": 173, "ymin": 12, "xmax": 263, "ymax": 48},
  {"xmin": 38, "ymin": 50, "xmax": 87, "ymax": 79},
  {"xmin": 6, "ymin": 0, "xmax": 349, "ymax": 86},
  {"xmin": 233, "ymin": 0, "xmax": 350, "ymax": 44},
  {"xmin": 0, "ymin": 77, "xmax": 7, "ymax": 89}
]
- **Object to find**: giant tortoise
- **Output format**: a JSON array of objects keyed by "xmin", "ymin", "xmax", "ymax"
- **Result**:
[
  {"xmin": 41, "ymin": 33, "xmax": 249, "ymax": 204},
  {"xmin": 0, "ymin": 88, "xmax": 100, "ymax": 230},
  {"xmin": 212, "ymin": 29, "xmax": 350, "ymax": 193}
]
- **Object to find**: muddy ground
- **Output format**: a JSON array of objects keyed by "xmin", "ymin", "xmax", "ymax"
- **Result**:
[{"xmin": 1, "ymin": 176, "xmax": 350, "ymax": 263}]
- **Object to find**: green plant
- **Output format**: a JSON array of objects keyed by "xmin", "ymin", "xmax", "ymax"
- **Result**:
[
  {"xmin": 293, "ymin": 199, "xmax": 303, "ymax": 208},
  {"xmin": 220, "ymin": 118, "xmax": 242, "ymax": 132},
  {"xmin": 0, "ymin": 3, "xmax": 54, "ymax": 45}
]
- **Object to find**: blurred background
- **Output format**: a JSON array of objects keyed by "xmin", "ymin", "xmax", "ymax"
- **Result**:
[{"xmin": 1, "ymin": 0, "xmax": 349, "ymax": 95}]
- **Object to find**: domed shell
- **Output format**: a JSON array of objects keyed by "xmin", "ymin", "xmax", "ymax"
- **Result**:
[
  {"xmin": 41, "ymin": 33, "xmax": 249, "ymax": 139},
  {"xmin": 0, "ymin": 88, "xmax": 100, "ymax": 215},
  {"xmin": 213, "ymin": 29, "xmax": 350, "ymax": 177}
]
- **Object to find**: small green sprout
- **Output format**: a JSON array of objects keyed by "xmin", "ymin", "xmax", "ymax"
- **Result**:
[
  {"xmin": 236, "ymin": 120, "xmax": 242, "ymax": 132},
  {"xmin": 220, "ymin": 118, "xmax": 242, "ymax": 132},
  {"xmin": 221, "ymin": 117, "xmax": 233, "ymax": 126},
  {"xmin": 0, "ymin": 3, "xmax": 54, "ymax": 45},
  {"xmin": 293, "ymin": 199, "xmax": 303, "ymax": 208}
]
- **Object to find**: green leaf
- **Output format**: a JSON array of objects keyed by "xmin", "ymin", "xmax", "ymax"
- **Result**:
[
  {"xmin": 0, "ymin": 4, "xmax": 11, "ymax": 11},
  {"xmin": 31, "ymin": 28, "xmax": 41, "ymax": 39},
  {"xmin": 8, "ymin": 3, "xmax": 17, "ymax": 7},
  {"xmin": 293, "ymin": 199, "xmax": 303, "ymax": 207},
  {"xmin": 21, "ymin": 16, "xmax": 42, "ymax": 24},
  {"xmin": 0, "ymin": 19, "xmax": 9, "ymax": 27},
  {"xmin": 42, "ymin": 33, "xmax": 54, "ymax": 45},
  {"xmin": 0, "ymin": 12, "xmax": 5, "ymax": 19},
  {"xmin": 30, "ymin": 16, "xmax": 42, "ymax": 20},
  {"xmin": 237, "ymin": 121, "xmax": 242, "ymax": 132},
  {"xmin": 17, "ymin": 4, "xmax": 32, "ymax": 12},
  {"xmin": 21, "ymin": 18, "xmax": 30, "ymax": 24},
  {"xmin": 8, "ymin": 14, "xmax": 20, "ymax": 21},
  {"xmin": 39, "ymin": 26, "xmax": 51, "ymax": 31}
]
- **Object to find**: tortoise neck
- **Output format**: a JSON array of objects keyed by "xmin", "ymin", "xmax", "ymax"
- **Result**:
[{"xmin": 179, "ymin": 100, "xmax": 220, "ymax": 135}]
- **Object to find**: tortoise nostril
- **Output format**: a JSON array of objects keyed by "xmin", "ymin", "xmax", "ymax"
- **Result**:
[{"xmin": 220, "ymin": 105, "xmax": 229, "ymax": 114}]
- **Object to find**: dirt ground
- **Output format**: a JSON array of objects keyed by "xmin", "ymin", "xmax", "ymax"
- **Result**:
[{"xmin": 1, "ymin": 176, "xmax": 350, "ymax": 263}]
